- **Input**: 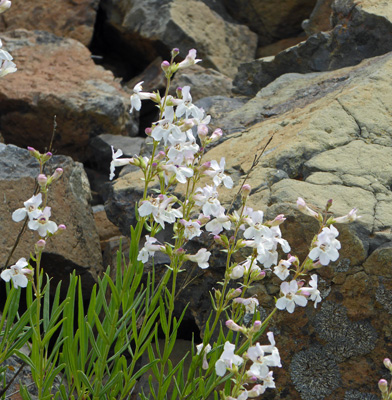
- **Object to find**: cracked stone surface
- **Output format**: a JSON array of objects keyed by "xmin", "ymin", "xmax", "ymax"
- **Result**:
[{"xmin": 233, "ymin": 0, "xmax": 392, "ymax": 95}]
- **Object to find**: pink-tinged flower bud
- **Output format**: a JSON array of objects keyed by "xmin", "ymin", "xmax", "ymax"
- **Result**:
[
  {"xmin": 384, "ymin": 358, "xmax": 392, "ymax": 370},
  {"xmin": 253, "ymin": 270, "xmax": 266, "ymax": 281},
  {"xmin": 199, "ymin": 161, "xmax": 211, "ymax": 174},
  {"xmin": 210, "ymin": 128, "xmax": 223, "ymax": 143},
  {"xmin": 154, "ymin": 151, "xmax": 166, "ymax": 162},
  {"xmin": 226, "ymin": 320, "xmax": 243, "ymax": 332},
  {"xmin": 297, "ymin": 197, "xmax": 320, "ymax": 219},
  {"xmin": 51, "ymin": 168, "xmax": 63, "ymax": 181},
  {"xmin": 378, "ymin": 379, "xmax": 388, "ymax": 393},
  {"xmin": 161, "ymin": 60, "xmax": 170, "ymax": 72},
  {"xmin": 176, "ymin": 87, "xmax": 182, "ymax": 97},
  {"xmin": 175, "ymin": 247, "xmax": 185, "ymax": 255},
  {"xmin": 333, "ymin": 208, "xmax": 361, "ymax": 224},
  {"xmin": 145, "ymin": 127, "xmax": 152, "ymax": 136},
  {"xmin": 253, "ymin": 320, "xmax": 262, "ymax": 331},
  {"xmin": 58, "ymin": 224, "xmax": 66, "ymax": 231},
  {"xmin": 227, "ymin": 288, "xmax": 242, "ymax": 300},
  {"xmin": 326, "ymin": 198, "xmax": 333, "ymax": 211},
  {"xmin": 37, "ymin": 174, "xmax": 47, "ymax": 187},
  {"xmin": 171, "ymin": 48, "xmax": 179, "ymax": 58},
  {"xmin": 241, "ymin": 184, "xmax": 251, "ymax": 197},
  {"xmin": 197, "ymin": 124, "xmax": 209, "ymax": 139},
  {"xmin": 27, "ymin": 146, "xmax": 40, "ymax": 159},
  {"xmin": 269, "ymin": 214, "xmax": 286, "ymax": 226},
  {"xmin": 36, "ymin": 239, "xmax": 46, "ymax": 249}
]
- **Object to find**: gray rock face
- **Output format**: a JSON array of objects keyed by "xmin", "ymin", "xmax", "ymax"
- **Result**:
[
  {"xmin": 0, "ymin": 144, "xmax": 103, "ymax": 297},
  {"xmin": 0, "ymin": 29, "xmax": 136, "ymax": 162},
  {"xmin": 233, "ymin": 0, "xmax": 392, "ymax": 96},
  {"xmin": 223, "ymin": 0, "xmax": 317, "ymax": 45},
  {"xmin": 100, "ymin": 0, "xmax": 257, "ymax": 77}
]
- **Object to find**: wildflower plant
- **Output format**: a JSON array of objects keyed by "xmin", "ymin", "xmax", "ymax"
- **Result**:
[{"xmin": 0, "ymin": 18, "xmax": 363, "ymax": 398}]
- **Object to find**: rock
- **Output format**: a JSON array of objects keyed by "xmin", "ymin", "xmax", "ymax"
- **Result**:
[
  {"xmin": 185, "ymin": 50, "xmax": 392, "ymax": 398},
  {"xmin": 302, "ymin": 0, "xmax": 334, "ymax": 35},
  {"xmin": 256, "ymin": 36, "xmax": 306, "ymax": 58},
  {"xmin": 100, "ymin": 0, "xmax": 257, "ymax": 78},
  {"xmin": 0, "ymin": 0, "xmax": 99, "ymax": 46},
  {"xmin": 88, "ymin": 133, "xmax": 145, "ymax": 174},
  {"xmin": 233, "ymin": 0, "xmax": 392, "ymax": 96},
  {"xmin": 93, "ymin": 204, "xmax": 122, "ymax": 247},
  {"xmin": 222, "ymin": 0, "xmax": 317, "ymax": 46},
  {"xmin": 0, "ymin": 144, "xmax": 103, "ymax": 297},
  {"xmin": 0, "ymin": 30, "xmax": 137, "ymax": 162},
  {"xmin": 171, "ymin": 64, "xmax": 233, "ymax": 102}
]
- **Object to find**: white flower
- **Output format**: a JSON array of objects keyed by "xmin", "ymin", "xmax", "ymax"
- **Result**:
[
  {"xmin": 181, "ymin": 219, "xmax": 202, "ymax": 240},
  {"xmin": 130, "ymin": 81, "xmax": 155, "ymax": 113},
  {"xmin": 308, "ymin": 225, "xmax": 341, "ymax": 266},
  {"xmin": 215, "ymin": 341, "xmax": 244, "ymax": 377},
  {"xmin": 194, "ymin": 185, "xmax": 223, "ymax": 217},
  {"xmin": 1, "ymin": 258, "xmax": 32, "ymax": 288},
  {"xmin": 299, "ymin": 274, "xmax": 322, "ymax": 308},
  {"xmin": 109, "ymin": 146, "xmax": 135, "ymax": 180},
  {"xmin": 28, "ymin": 207, "xmax": 58, "ymax": 237},
  {"xmin": 137, "ymin": 235, "xmax": 165, "ymax": 263},
  {"xmin": 151, "ymin": 119, "xmax": 184, "ymax": 146},
  {"xmin": 247, "ymin": 333, "xmax": 281, "ymax": 379},
  {"xmin": 229, "ymin": 257, "xmax": 261, "ymax": 280},
  {"xmin": 0, "ymin": 0, "xmax": 11, "ymax": 14},
  {"xmin": 205, "ymin": 211, "xmax": 231, "ymax": 235},
  {"xmin": 177, "ymin": 49, "xmax": 201, "ymax": 69},
  {"xmin": 138, "ymin": 195, "xmax": 183, "ymax": 228},
  {"xmin": 175, "ymin": 86, "xmax": 204, "ymax": 120},
  {"xmin": 187, "ymin": 248, "xmax": 211, "ymax": 269},
  {"xmin": 12, "ymin": 193, "xmax": 42, "ymax": 222},
  {"xmin": 167, "ymin": 140, "xmax": 199, "ymax": 165},
  {"xmin": 196, "ymin": 343, "xmax": 211, "ymax": 370},
  {"xmin": 204, "ymin": 158, "xmax": 233, "ymax": 189},
  {"xmin": 273, "ymin": 255, "xmax": 296, "ymax": 281},
  {"xmin": 233, "ymin": 297, "xmax": 259, "ymax": 314},
  {"xmin": 333, "ymin": 208, "xmax": 360, "ymax": 224},
  {"xmin": 275, "ymin": 280, "xmax": 307, "ymax": 313},
  {"xmin": 297, "ymin": 197, "xmax": 320, "ymax": 219},
  {"xmin": 0, "ymin": 59, "xmax": 16, "ymax": 78},
  {"xmin": 161, "ymin": 163, "xmax": 194, "ymax": 184}
]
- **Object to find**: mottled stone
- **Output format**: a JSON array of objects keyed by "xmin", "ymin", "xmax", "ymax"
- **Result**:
[
  {"xmin": 233, "ymin": 0, "xmax": 392, "ymax": 95},
  {"xmin": 0, "ymin": 0, "xmax": 99, "ymax": 46},
  {"xmin": 223, "ymin": 0, "xmax": 317, "ymax": 46},
  {"xmin": 100, "ymin": 0, "xmax": 257, "ymax": 77},
  {"xmin": 0, "ymin": 144, "xmax": 103, "ymax": 296},
  {"xmin": 0, "ymin": 30, "xmax": 136, "ymax": 162}
]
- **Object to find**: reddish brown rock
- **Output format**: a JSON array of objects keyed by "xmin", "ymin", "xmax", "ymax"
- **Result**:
[
  {"xmin": 0, "ymin": 0, "xmax": 99, "ymax": 46},
  {"xmin": 0, "ymin": 144, "xmax": 103, "ymax": 296},
  {"xmin": 0, "ymin": 30, "xmax": 136, "ymax": 162}
]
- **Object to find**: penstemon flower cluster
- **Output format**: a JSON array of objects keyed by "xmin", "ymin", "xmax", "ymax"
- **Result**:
[
  {"xmin": 2, "ymin": 148, "xmax": 65, "ymax": 289},
  {"xmin": 109, "ymin": 48, "xmax": 361, "ymax": 399}
]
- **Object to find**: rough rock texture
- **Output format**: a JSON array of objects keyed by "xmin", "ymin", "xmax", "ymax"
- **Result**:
[
  {"xmin": 233, "ymin": 0, "xmax": 392, "ymax": 96},
  {"xmin": 0, "ymin": 0, "xmax": 99, "ymax": 46},
  {"xmin": 0, "ymin": 30, "xmax": 136, "ymax": 162},
  {"xmin": 106, "ymin": 50, "xmax": 392, "ymax": 398},
  {"xmin": 100, "ymin": 0, "xmax": 257, "ymax": 77},
  {"xmin": 0, "ymin": 144, "xmax": 103, "ymax": 297},
  {"xmin": 302, "ymin": 0, "xmax": 334, "ymax": 35},
  {"xmin": 171, "ymin": 64, "xmax": 233, "ymax": 102},
  {"xmin": 223, "ymin": 0, "xmax": 317, "ymax": 45}
]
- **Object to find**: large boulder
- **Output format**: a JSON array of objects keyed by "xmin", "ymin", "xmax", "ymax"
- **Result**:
[
  {"xmin": 233, "ymin": 0, "xmax": 392, "ymax": 96},
  {"xmin": 0, "ymin": 144, "xmax": 103, "ymax": 296},
  {"xmin": 0, "ymin": 30, "xmax": 137, "ymax": 162},
  {"xmin": 100, "ymin": 0, "xmax": 257, "ymax": 78},
  {"xmin": 223, "ymin": 0, "xmax": 317, "ymax": 45},
  {"xmin": 0, "ymin": 0, "xmax": 99, "ymax": 46},
  {"xmin": 106, "ymin": 50, "xmax": 392, "ymax": 398}
]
